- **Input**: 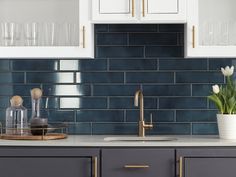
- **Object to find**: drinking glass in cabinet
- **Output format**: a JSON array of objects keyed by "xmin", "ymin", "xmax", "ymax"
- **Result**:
[
  {"xmin": 24, "ymin": 22, "xmax": 40, "ymax": 46},
  {"xmin": 1, "ymin": 22, "xmax": 21, "ymax": 46},
  {"xmin": 62, "ymin": 23, "xmax": 80, "ymax": 46},
  {"xmin": 43, "ymin": 23, "xmax": 59, "ymax": 46}
]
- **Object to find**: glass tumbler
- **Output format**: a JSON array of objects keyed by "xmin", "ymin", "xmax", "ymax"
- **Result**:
[
  {"xmin": 43, "ymin": 23, "xmax": 59, "ymax": 46},
  {"xmin": 24, "ymin": 22, "xmax": 39, "ymax": 46},
  {"xmin": 1, "ymin": 22, "xmax": 21, "ymax": 46},
  {"xmin": 62, "ymin": 23, "xmax": 80, "ymax": 46}
]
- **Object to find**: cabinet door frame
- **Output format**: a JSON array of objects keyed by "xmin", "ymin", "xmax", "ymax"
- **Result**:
[
  {"xmin": 140, "ymin": 0, "xmax": 186, "ymax": 23},
  {"xmin": 92, "ymin": 0, "xmax": 186, "ymax": 23},
  {"xmin": 92, "ymin": 0, "xmax": 139, "ymax": 23},
  {"xmin": 185, "ymin": 0, "xmax": 236, "ymax": 58},
  {"xmin": 177, "ymin": 148, "xmax": 236, "ymax": 177},
  {"xmin": 0, "ymin": 0, "xmax": 94, "ymax": 58}
]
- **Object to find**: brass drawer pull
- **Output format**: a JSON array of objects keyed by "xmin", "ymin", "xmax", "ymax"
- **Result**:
[
  {"xmin": 93, "ymin": 156, "xmax": 98, "ymax": 177},
  {"xmin": 179, "ymin": 157, "xmax": 183, "ymax": 177},
  {"xmin": 192, "ymin": 25, "xmax": 195, "ymax": 48},
  {"xmin": 124, "ymin": 165, "xmax": 150, "ymax": 168},
  {"xmin": 132, "ymin": 0, "xmax": 135, "ymax": 17},
  {"xmin": 142, "ymin": 0, "xmax": 145, "ymax": 17}
]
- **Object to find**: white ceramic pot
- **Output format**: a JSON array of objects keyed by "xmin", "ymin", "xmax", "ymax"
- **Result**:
[{"xmin": 217, "ymin": 114, "xmax": 236, "ymax": 139}]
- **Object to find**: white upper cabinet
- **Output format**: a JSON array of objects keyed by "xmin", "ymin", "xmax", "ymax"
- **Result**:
[
  {"xmin": 141, "ymin": 0, "xmax": 186, "ymax": 22},
  {"xmin": 0, "ymin": 0, "xmax": 94, "ymax": 58},
  {"xmin": 92, "ymin": 0, "xmax": 186, "ymax": 23},
  {"xmin": 186, "ymin": 0, "xmax": 236, "ymax": 57}
]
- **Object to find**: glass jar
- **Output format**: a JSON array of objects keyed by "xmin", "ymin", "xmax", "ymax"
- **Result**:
[{"xmin": 5, "ymin": 96, "xmax": 28, "ymax": 135}]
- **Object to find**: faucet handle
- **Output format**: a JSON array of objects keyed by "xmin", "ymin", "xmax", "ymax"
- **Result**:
[
  {"xmin": 149, "ymin": 113, "xmax": 153, "ymax": 128},
  {"xmin": 150, "ymin": 113, "xmax": 153, "ymax": 124}
]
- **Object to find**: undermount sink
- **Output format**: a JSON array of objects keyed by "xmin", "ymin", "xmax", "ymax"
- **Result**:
[{"xmin": 104, "ymin": 136, "xmax": 177, "ymax": 142}]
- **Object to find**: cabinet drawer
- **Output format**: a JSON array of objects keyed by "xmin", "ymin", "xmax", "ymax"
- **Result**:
[
  {"xmin": 102, "ymin": 148, "xmax": 175, "ymax": 177},
  {"xmin": 0, "ymin": 157, "xmax": 91, "ymax": 177}
]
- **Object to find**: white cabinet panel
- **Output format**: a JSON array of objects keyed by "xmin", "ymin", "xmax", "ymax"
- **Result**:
[
  {"xmin": 92, "ymin": 0, "xmax": 136, "ymax": 22},
  {"xmin": 186, "ymin": 0, "xmax": 236, "ymax": 57},
  {"xmin": 147, "ymin": 0, "xmax": 178, "ymax": 14},
  {"xmin": 141, "ymin": 0, "xmax": 185, "ymax": 22},
  {"xmin": 92, "ymin": 0, "xmax": 186, "ymax": 23},
  {"xmin": 99, "ymin": 0, "xmax": 130, "ymax": 14}
]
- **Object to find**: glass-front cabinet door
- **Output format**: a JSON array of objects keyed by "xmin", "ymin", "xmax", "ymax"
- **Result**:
[
  {"xmin": 0, "ymin": 0, "xmax": 94, "ymax": 58},
  {"xmin": 186, "ymin": 0, "xmax": 236, "ymax": 57}
]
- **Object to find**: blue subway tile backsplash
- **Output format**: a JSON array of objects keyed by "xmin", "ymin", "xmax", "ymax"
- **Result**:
[{"xmin": 0, "ymin": 24, "xmax": 229, "ymax": 135}]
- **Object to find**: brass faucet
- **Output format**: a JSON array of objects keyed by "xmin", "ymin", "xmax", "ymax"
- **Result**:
[{"xmin": 134, "ymin": 90, "xmax": 153, "ymax": 137}]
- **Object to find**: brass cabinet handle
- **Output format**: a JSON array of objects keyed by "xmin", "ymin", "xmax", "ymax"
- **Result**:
[
  {"xmin": 192, "ymin": 25, "xmax": 195, "ymax": 48},
  {"xmin": 124, "ymin": 165, "xmax": 150, "ymax": 168},
  {"xmin": 93, "ymin": 156, "xmax": 98, "ymax": 177},
  {"xmin": 132, "ymin": 0, "xmax": 135, "ymax": 17},
  {"xmin": 142, "ymin": 0, "xmax": 145, "ymax": 17},
  {"xmin": 82, "ymin": 26, "xmax": 86, "ymax": 48},
  {"xmin": 179, "ymin": 157, "xmax": 183, "ymax": 177}
]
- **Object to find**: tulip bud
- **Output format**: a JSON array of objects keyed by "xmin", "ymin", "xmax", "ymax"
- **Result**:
[{"xmin": 212, "ymin": 84, "xmax": 220, "ymax": 94}]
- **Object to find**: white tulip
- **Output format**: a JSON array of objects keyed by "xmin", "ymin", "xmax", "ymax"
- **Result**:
[
  {"xmin": 221, "ymin": 66, "xmax": 234, "ymax": 76},
  {"xmin": 212, "ymin": 84, "xmax": 220, "ymax": 94}
]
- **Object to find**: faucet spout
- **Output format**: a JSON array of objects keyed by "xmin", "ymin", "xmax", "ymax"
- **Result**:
[
  {"xmin": 134, "ymin": 90, "xmax": 153, "ymax": 137},
  {"xmin": 134, "ymin": 90, "xmax": 144, "ymax": 121}
]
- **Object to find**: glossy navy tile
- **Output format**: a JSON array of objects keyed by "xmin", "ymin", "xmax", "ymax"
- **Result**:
[
  {"xmin": 48, "ymin": 110, "xmax": 75, "ymax": 122},
  {"xmin": 92, "ymin": 123, "xmax": 137, "ymax": 135},
  {"xmin": 192, "ymin": 123, "xmax": 218, "ymax": 135},
  {"xmin": 60, "ymin": 97, "xmax": 107, "ymax": 109},
  {"xmin": 159, "ymin": 59, "xmax": 207, "ymax": 70},
  {"xmin": 76, "ymin": 72, "xmax": 124, "ymax": 83},
  {"xmin": 159, "ymin": 24, "xmax": 184, "ymax": 32},
  {"xmin": 0, "ymin": 60, "xmax": 10, "ymax": 71},
  {"xmin": 143, "ymin": 85, "xmax": 191, "ymax": 96},
  {"xmin": 11, "ymin": 60, "xmax": 58, "ymax": 71},
  {"xmin": 93, "ymin": 85, "xmax": 139, "ymax": 96},
  {"xmin": 109, "ymin": 59, "xmax": 157, "ymax": 70},
  {"xmin": 129, "ymin": 33, "xmax": 177, "ymax": 45},
  {"xmin": 96, "ymin": 33, "xmax": 128, "ymax": 45},
  {"xmin": 95, "ymin": 24, "xmax": 109, "ymax": 32},
  {"xmin": 76, "ymin": 110, "xmax": 124, "ymax": 122},
  {"xmin": 109, "ymin": 24, "xmax": 157, "ymax": 32},
  {"xmin": 159, "ymin": 97, "xmax": 207, "ymax": 109},
  {"xmin": 26, "ymin": 72, "xmax": 74, "ymax": 83},
  {"xmin": 147, "ymin": 123, "xmax": 191, "ymax": 135},
  {"xmin": 0, "ymin": 110, "xmax": 5, "ymax": 122},
  {"xmin": 59, "ymin": 59, "xmax": 107, "ymax": 71},
  {"xmin": 68, "ymin": 123, "xmax": 92, "ymax": 135},
  {"xmin": 209, "ymin": 58, "xmax": 235, "ymax": 70},
  {"xmin": 176, "ymin": 72, "xmax": 224, "ymax": 83},
  {"xmin": 43, "ymin": 85, "xmax": 91, "ymax": 96},
  {"xmin": 176, "ymin": 110, "xmax": 217, "ymax": 122},
  {"xmin": 109, "ymin": 97, "xmax": 157, "ymax": 109},
  {"xmin": 0, "ymin": 72, "xmax": 24, "ymax": 83},
  {"xmin": 0, "ymin": 97, "xmax": 10, "ymax": 108},
  {"xmin": 126, "ymin": 110, "xmax": 175, "ymax": 122},
  {"xmin": 178, "ymin": 33, "xmax": 184, "ymax": 46},
  {"xmin": 126, "ymin": 72, "xmax": 174, "ymax": 83},
  {"xmin": 192, "ymin": 84, "xmax": 212, "ymax": 96},
  {"xmin": 0, "ymin": 85, "xmax": 40, "ymax": 96},
  {"xmin": 96, "ymin": 46, "xmax": 144, "ymax": 58},
  {"xmin": 145, "ymin": 46, "xmax": 184, "ymax": 57},
  {"xmin": 22, "ymin": 96, "xmax": 59, "ymax": 109}
]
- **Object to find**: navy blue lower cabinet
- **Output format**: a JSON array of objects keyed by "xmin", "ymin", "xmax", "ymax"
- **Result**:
[
  {"xmin": 177, "ymin": 149, "xmax": 236, "ymax": 177},
  {"xmin": 101, "ymin": 148, "xmax": 175, "ymax": 177},
  {"xmin": 0, "ymin": 147, "xmax": 100, "ymax": 177}
]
